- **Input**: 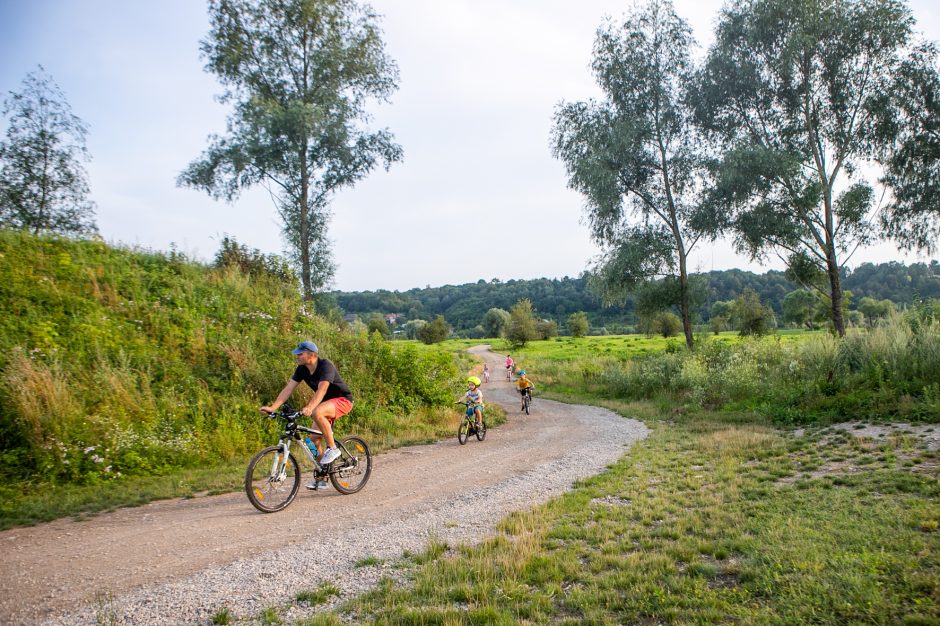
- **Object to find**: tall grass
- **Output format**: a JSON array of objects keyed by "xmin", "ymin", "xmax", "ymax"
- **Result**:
[
  {"xmin": 0, "ymin": 231, "xmax": 463, "ymax": 486},
  {"xmin": 517, "ymin": 313, "xmax": 940, "ymax": 424}
]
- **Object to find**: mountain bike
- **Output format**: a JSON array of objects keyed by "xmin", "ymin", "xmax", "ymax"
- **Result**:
[
  {"xmin": 521, "ymin": 388, "xmax": 532, "ymax": 415},
  {"xmin": 456, "ymin": 401, "xmax": 487, "ymax": 444},
  {"xmin": 245, "ymin": 405, "xmax": 372, "ymax": 513}
]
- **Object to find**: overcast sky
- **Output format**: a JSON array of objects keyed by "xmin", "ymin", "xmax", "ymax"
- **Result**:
[{"xmin": 1, "ymin": 0, "xmax": 937, "ymax": 291}]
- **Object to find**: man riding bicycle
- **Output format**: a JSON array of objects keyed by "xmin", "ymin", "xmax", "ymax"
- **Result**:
[
  {"xmin": 261, "ymin": 341, "xmax": 354, "ymax": 489},
  {"xmin": 515, "ymin": 370, "xmax": 534, "ymax": 411}
]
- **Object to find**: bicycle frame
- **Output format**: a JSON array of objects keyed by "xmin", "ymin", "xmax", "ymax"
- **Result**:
[{"xmin": 277, "ymin": 422, "xmax": 327, "ymax": 472}]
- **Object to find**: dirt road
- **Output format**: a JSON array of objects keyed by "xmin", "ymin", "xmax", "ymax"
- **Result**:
[{"xmin": 0, "ymin": 346, "xmax": 647, "ymax": 625}]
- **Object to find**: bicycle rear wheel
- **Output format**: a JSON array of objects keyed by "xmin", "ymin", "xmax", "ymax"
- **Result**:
[
  {"xmin": 476, "ymin": 419, "xmax": 487, "ymax": 441},
  {"xmin": 245, "ymin": 445, "xmax": 300, "ymax": 513},
  {"xmin": 458, "ymin": 418, "xmax": 470, "ymax": 444},
  {"xmin": 329, "ymin": 436, "xmax": 373, "ymax": 494}
]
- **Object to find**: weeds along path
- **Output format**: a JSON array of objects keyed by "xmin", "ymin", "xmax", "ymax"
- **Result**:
[{"xmin": 0, "ymin": 345, "xmax": 647, "ymax": 625}]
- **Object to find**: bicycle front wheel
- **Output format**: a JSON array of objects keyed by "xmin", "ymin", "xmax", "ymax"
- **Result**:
[
  {"xmin": 458, "ymin": 418, "xmax": 470, "ymax": 444},
  {"xmin": 245, "ymin": 445, "xmax": 300, "ymax": 513},
  {"xmin": 476, "ymin": 419, "xmax": 487, "ymax": 441},
  {"xmin": 330, "ymin": 436, "xmax": 373, "ymax": 494},
  {"xmin": 524, "ymin": 395, "xmax": 530, "ymax": 415}
]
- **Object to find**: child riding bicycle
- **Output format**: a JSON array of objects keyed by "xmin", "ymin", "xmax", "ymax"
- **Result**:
[
  {"xmin": 515, "ymin": 370, "xmax": 534, "ymax": 411},
  {"xmin": 463, "ymin": 376, "xmax": 484, "ymax": 429}
]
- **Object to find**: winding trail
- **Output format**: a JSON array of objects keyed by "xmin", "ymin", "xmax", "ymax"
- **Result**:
[{"xmin": 0, "ymin": 346, "xmax": 647, "ymax": 625}]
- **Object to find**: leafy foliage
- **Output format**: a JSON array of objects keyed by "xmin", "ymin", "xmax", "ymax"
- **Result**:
[
  {"xmin": 332, "ymin": 261, "xmax": 939, "ymax": 334},
  {"xmin": 482, "ymin": 307, "xmax": 510, "ymax": 339},
  {"xmin": 567, "ymin": 311, "xmax": 589, "ymax": 338},
  {"xmin": 875, "ymin": 42, "xmax": 940, "ymax": 253},
  {"xmin": 506, "ymin": 299, "xmax": 539, "ymax": 348},
  {"xmin": 213, "ymin": 235, "xmax": 294, "ymax": 283},
  {"xmin": 416, "ymin": 315, "xmax": 450, "ymax": 344},
  {"xmin": 0, "ymin": 67, "xmax": 96, "ymax": 235},
  {"xmin": 732, "ymin": 288, "xmax": 776, "ymax": 336}
]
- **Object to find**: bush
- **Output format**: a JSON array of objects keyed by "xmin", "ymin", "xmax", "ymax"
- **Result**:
[
  {"xmin": 567, "ymin": 312, "xmax": 589, "ymax": 338},
  {"xmin": 417, "ymin": 315, "xmax": 451, "ymax": 344}
]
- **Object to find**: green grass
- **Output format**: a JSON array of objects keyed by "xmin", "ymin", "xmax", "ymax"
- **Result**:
[
  {"xmin": 330, "ymin": 403, "xmax": 939, "ymax": 624},
  {"xmin": 296, "ymin": 584, "xmax": 340, "ymax": 605},
  {"xmin": 497, "ymin": 330, "xmax": 817, "ymax": 362},
  {"xmin": 0, "ymin": 459, "xmax": 245, "ymax": 530},
  {"xmin": 502, "ymin": 320, "xmax": 940, "ymax": 424},
  {"xmin": 210, "ymin": 607, "xmax": 231, "ymax": 625}
]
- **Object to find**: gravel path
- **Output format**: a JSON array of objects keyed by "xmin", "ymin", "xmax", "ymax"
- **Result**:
[{"xmin": 0, "ymin": 346, "xmax": 647, "ymax": 625}]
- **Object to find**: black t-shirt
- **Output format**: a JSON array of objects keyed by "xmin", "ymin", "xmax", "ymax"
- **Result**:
[{"xmin": 291, "ymin": 358, "xmax": 353, "ymax": 402}]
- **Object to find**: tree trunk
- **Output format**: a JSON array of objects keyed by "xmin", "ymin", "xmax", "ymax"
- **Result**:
[
  {"xmin": 299, "ymin": 163, "xmax": 312, "ymax": 301},
  {"xmin": 678, "ymin": 251, "xmax": 694, "ymax": 350},
  {"xmin": 826, "ymin": 249, "xmax": 845, "ymax": 336}
]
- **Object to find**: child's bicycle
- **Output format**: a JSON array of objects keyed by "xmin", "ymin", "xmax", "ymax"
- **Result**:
[
  {"xmin": 455, "ymin": 400, "xmax": 487, "ymax": 444},
  {"xmin": 245, "ymin": 404, "xmax": 373, "ymax": 513},
  {"xmin": 521, "ymin": 388, "xmax": 532, "ymax": 414}
]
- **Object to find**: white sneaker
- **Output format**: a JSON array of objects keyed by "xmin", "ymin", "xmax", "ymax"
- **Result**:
[{"xmin": 320, "ymin": 446, "xmax": 341, "ymax": 465}]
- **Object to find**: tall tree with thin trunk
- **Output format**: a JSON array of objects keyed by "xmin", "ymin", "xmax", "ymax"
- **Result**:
[
  {"xmin": 179, "ymin": 0, "xmax": 402, "ymax": 300},
  {"xmin": 0, "ymin": 67, "xmax": 97, "ymax": 235},
  {"xmin": 551, "ymin": 0, "xmax": 712, "ymax": 349},
  {"xmin": 695, "ymin": 0, "xmax": 938, "ymax": 335}
]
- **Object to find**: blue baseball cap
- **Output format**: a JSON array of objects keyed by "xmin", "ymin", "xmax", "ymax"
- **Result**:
[{"xmin": 291, "ymin": 341, "xmax": 319, "ymax": 354}]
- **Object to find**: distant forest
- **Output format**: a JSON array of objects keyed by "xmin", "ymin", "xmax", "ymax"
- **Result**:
[{"xmin": 331, "ymin": 261, "xmax": 940, "ymax": 333}]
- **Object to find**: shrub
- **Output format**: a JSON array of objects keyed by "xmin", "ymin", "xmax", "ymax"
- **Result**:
[
  {"xmin": 567, "ymin": 312, "xmax": 589, "ymax": 338},
  {"xmin": 417, "ymin": 315, "xmax": 451, "ymax": 344}
]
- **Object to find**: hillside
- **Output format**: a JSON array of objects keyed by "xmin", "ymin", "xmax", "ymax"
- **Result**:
[{"xmin": 0, "ymin": 231, "xmax": 460, "ymax": 488}]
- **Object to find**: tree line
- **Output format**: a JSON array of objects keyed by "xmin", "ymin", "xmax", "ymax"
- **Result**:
[{"xmin": 329, "ymin": 260, "xmax": 939, "ymax": 336}]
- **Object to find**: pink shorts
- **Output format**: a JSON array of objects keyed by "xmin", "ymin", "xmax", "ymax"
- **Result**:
[{"xmin": 322, "ymin": 397, "xmax": 353, "ymax": 423}]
